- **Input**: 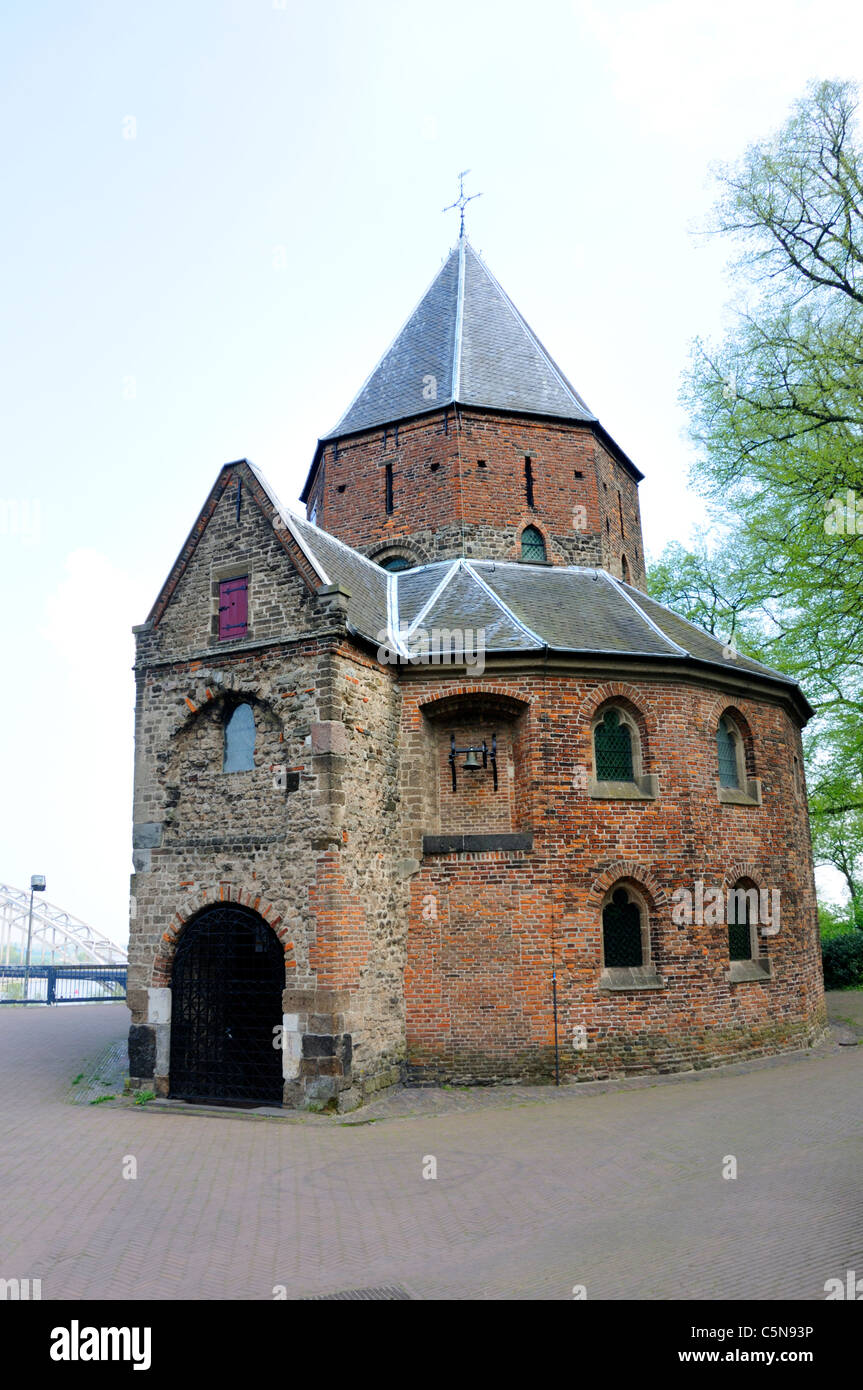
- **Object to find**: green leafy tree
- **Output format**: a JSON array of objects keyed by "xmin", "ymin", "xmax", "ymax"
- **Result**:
[{"xmin": 652, "ymin": 80, "xmax": 863, "ymax": 913}]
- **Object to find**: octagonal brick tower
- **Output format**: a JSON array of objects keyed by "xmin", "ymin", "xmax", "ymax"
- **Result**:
[
  {"xmin": 125, "ymin": 233, "xmax": 825, "ymax": 1113},
  {"xmin": 301, "ymin": 237, "xmax": 646, "ymax": 585}
]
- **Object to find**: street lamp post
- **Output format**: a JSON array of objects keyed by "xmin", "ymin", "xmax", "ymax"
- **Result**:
[{"xmin": 22, "ymin": 874, "xmax": 46, "ymax": 1003}]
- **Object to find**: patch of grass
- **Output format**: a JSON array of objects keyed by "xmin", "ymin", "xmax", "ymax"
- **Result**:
[
  {"xmin": 133, "ymin": 1090, "xmax": 156, "ymax": 1105},
  {"xmin": 71, "ymin": 1073, "xmax": 84, "ymax": 1086},
  {"xmin": 89, "ymin": 1094, "xmax": 115, "ymax": 1105}
]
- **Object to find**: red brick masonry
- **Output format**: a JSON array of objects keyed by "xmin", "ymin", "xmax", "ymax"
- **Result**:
[{"xmin": 399, "ymin": 671, "xmax": 825, "ymax": 1082}]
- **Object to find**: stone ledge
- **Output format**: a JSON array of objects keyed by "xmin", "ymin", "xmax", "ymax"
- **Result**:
[
  {"xmin": 422, "ymin": 832, "xmax": 533, "ymax": 855},
  {"xmin": 718, "ymin": 778, "xmax": 762, "ymax": 806},
  {"xmin": 725, "ymin": 959, "xmax": 772, "ymax": 984},
  {"xmin": 588, "ymin": 773, "xmax": 658, "ymax": 801},
  {"xmin": 599, "ymin": 966, "xmax": 664, "ymax": 991}
]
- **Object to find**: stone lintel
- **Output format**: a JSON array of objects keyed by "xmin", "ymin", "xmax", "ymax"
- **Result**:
[{"xmin": 423, "ymin": 833, "xmax": 533, "ymax": 855}]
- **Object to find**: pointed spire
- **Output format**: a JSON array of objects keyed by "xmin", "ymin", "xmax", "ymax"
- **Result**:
[{"xmin": 324, "ymin": 241, "xmax": 595, "ymax": 441}]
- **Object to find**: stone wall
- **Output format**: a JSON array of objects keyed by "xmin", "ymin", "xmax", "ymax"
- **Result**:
[{"xmin": 127, "ymin": 463, "xmax": 405, "ymax": 1110}]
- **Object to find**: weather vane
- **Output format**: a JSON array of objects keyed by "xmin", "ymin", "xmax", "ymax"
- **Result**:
[{"xmin": 443, "ymin": 169, "xmax": 482, "ymax": 239}]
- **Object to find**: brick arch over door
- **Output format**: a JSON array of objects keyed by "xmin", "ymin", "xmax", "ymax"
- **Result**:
[
  {"xmin": 153, "ymin": 884, "xmax": 296, "ymax": 986},
  {"xmin": 721, "ymin": 861, "xmax": 764, "ymax": 893}
]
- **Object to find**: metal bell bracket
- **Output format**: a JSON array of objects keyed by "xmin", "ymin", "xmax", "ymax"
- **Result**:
[{"xmin": 449, "ymin": 733, "xmax": 498, "ymax": 792}]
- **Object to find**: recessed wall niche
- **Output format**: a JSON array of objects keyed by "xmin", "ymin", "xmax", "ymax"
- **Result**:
[
  {"xmin": 417, "ymin": 692, "xmax": 531, "ymax": 837},
  {"xmin": 162, "ymin": 694, "xmax": 287, "ymax": 842}
]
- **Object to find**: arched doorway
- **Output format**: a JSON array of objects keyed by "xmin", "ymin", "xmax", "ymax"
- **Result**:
[{"xmin": 169, "ymin": 904, "xmax": 284, "ymax": 1105}]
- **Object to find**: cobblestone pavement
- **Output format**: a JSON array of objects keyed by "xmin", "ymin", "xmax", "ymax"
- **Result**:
[{"xmin": 1, "ymin": 1000, "xmax": 861, "ymax": 1300}]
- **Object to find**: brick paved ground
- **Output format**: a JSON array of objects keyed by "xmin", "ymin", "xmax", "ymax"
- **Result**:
[{"xmin": 1, "ymin": 1000, "xmax": 861, "ymax": 1300}]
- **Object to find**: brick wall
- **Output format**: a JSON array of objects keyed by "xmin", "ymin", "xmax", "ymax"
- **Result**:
[
  {"xmin": 306, "ymin": 409, "xmax": 646, "ymax": 586},
  {"xmin": 399, "ymin": 669, "xmax": 825, "ymax": 1083},
  {"xmin": 436, "ymin": 721, "xmax": 515, "ymax": 833}
]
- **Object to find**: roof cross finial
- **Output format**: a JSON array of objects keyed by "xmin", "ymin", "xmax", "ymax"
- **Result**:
[{"xmin": 442, "ymin": 169, "xmax": 482, "ymax": 240}]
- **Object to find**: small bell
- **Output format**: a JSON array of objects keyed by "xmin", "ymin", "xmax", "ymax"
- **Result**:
[{"xmin": 463, "ymin": 749, "xmax": 481, "ymax": 771}]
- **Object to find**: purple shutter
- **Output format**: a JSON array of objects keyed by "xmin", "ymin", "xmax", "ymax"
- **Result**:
[{"xmin": 219, "ymin": 577, "xmax": 248, "ymax": 640}]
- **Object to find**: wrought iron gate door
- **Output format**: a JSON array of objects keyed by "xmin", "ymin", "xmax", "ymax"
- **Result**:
[{"xmin": 169, "ymin": 905, "xmax": 284, "ymax": 1105}]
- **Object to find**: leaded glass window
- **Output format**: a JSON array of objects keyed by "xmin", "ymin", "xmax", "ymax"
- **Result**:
[
  {"xmin": 717, "ymin": 716, "xmax": 741, "ymax": 788},
  {"xmin": 380, "ymin": 556, "xmax": 411, "ymax": 572},
  {"xmin": 594, "ymin": 708, "xmax": 634, "ymax": 781},
  {"xmin": 520, "ymin": 526, "xmax": 546, "ymax": 562},
  {"xmin": 728, "ymin": 884, "xmax": 753, "ymax": 961},
  {"xmin": 224, "ymin": 703, "xmax": 256, "ymax": 773},
  {"xmin": 603, "ymin": 887, "xmax": 643, "ymax": 967}
]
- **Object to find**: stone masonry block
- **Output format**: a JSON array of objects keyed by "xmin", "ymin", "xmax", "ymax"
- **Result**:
[
  {"xmin": 310, "ymin": 720, "xmax": 348, "ymax": 755},
  {"xmin": 132, "ymin": 822, "xmax": 163, "ymax": 849},
  {"xmin": 128, "ymin": 1025, "xmax": 156, "ymax": 1079},
  {"xmin": 147, "ymin": 987, "xmax": 171, "ymax": 1025}
]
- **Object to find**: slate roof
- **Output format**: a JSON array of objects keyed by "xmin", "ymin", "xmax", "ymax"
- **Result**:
[
  {"xmin": 324, "ymin": 239, "xmax": 596, "ymax": 441},
  {"xmin": 145, "ymin": 455, "xmax": 809, "ymax": 719},
  {"xmin": 270, "ymin": 487, "xmax": 810, "ymax": 716},
  {"xmin": 279, "ymin": 504, "xmax": 390, "ymax": 644}
]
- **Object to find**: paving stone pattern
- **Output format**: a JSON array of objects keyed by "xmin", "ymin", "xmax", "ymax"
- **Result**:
[{"xmin": 1, "ymin": 1002, "xmax": 861, "ymax": 1300}]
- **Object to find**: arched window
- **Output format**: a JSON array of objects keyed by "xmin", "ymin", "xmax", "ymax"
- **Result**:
[
  {"xmin": 621, "ymin": 554, "xmax": 630, "ymax": 583},
  {"xmin": 717, "ymin": 714, "xmax": 744, "ymax": 790},
  {"xmin": 602, "ymin": 886, "xmax": 645, "ymax": 968},
  {"xmin": 520, "ymin": 525, "xmax": 546, "ymax": 562},
  {"xmin": 594, "ymin": 707, "xmax": 634, "ymax": 781},
  {"xmin": 727, "ymin": 881, "xmax": 757, "ymax": 961},
  {"xmin": 379, "ymin": 555, "xmax": 411, "ymax": 573},
  {"xmin": 223, "ymin": 703, "xmax": 256, "ymax": 773}
]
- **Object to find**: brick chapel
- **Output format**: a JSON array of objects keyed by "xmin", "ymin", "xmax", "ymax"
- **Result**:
[{"xmin": 126, "ymin": 234, "xmax": 826, "ymax": 1110}]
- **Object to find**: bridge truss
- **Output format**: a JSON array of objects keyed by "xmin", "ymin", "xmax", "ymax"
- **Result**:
[{"xmin": 0, "ymin": 883, "xmax": 128, "ymax": 968}]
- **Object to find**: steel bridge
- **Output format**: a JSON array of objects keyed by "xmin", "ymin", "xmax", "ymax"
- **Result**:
[{"xmin": 0, "ymin": 883, "xmax": 127, "ymax": 1003}]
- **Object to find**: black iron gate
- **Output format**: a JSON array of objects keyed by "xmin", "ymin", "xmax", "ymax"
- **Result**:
[{"xmin": 169, "ymin": 905, "xmax": 284, "ymax": 1105}]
